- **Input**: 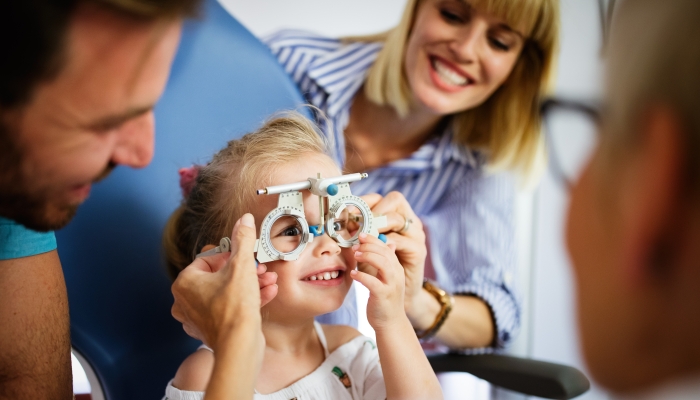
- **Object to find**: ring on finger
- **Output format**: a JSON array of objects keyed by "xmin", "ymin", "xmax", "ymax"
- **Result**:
[{"xmin": 400, "ymin": 217, "xmax": 413, "ymax": 233}]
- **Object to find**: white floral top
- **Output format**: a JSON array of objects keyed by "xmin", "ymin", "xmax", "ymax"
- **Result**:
[{"xmin": 163, "ymin": 322, "xmax": 386, "ymax": 400}]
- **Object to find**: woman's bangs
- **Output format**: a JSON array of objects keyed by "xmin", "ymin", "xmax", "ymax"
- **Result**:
[{"xmin": 470, "ymin": 0, "xmax": 544, "ymax": 38}]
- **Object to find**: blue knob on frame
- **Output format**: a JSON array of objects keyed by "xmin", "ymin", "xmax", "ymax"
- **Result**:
[
  {"xmin": 378, "ymin": 234, "xmax": 387, "ymax": 243},
  {"xmin": 326, "ymin": 184, "xmax": 339, "ymax": 196},
  {"xmin": 309, "ymin": 225, "xmax": 324, "ymax": 236}
]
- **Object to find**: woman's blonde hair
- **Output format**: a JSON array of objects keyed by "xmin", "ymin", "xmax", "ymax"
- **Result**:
[
  {"xmin": 163, "ymin": 112, "xmax": 331, "ymax": 279},
  {"xmin": 352, "ymin": 0, "xmax": 559, "ymax": 177}
]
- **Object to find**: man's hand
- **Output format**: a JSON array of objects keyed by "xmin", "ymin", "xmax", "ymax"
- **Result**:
[{"xmin": 171, "ymin": 214, "xmax": 278, "ymax": 350}]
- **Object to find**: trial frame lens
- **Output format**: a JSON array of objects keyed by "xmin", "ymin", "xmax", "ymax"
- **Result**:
[
  {"xmin": 326, "ymin": 198, "xmax": 371, "ymax": 247},
  {"xmin": 268, "ymin": 215, "xmax": 305, "ymax": 254}
]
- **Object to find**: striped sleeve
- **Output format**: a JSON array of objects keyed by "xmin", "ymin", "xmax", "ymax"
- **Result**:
[
  {"xmin": 422, "ymin": 170, "xmax": 520, "ymax": 349},
  {"xmin": 263, "ymin": 30, "xmax": 342, "ymax": 97}
]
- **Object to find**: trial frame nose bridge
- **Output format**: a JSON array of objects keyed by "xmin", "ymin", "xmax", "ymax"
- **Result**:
[{"xmin": 253, "ymin": 173, "xmax": 386, "ymax": 263}]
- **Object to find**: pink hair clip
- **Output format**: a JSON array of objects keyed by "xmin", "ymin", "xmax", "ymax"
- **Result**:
[{"xmin": 178, "ymin": 165, "xmax": 201, "ymax": 198}]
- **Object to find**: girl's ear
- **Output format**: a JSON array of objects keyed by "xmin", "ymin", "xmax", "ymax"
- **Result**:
[{"xmin": 200, "ymin": 244, "xmax": 217, "ymax": 253}]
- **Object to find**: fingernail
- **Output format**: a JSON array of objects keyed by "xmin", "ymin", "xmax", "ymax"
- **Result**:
[
  {"xmin": 350, "ymin": 270, "xmax": 357, "ymax": 276},
  {"xmin": 352, "ymin": 244, "xmax": 360, "ymax": 251},
  {"xmin": 354, "ymin": 251, "xmax": 362, "ymax": 257},
  {"xmin": 241, "ymin": 213, "xmax": 254, "ymax": 228},
  {"xmin": 359, "ymin": 233, "xmax": 367, "ymax": 239}
]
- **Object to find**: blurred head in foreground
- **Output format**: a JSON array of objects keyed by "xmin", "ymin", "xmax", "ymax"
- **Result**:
[{"xmin": 567, "ymin": 0, "xmax": 700, "ymax": 394}]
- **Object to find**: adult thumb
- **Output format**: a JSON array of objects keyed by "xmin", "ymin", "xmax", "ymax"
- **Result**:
[{"xmin": 229, "ymin": 213, "xmax": 258, "ymax": 260}]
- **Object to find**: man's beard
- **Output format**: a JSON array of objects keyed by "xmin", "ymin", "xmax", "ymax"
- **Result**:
[
  {"xmin": 0, "ymin": 182, "xmax": 80, "ymax": 232},
  {"xmin": 0, "ymin": 119, "xmax": 113, "ymax": 232}
]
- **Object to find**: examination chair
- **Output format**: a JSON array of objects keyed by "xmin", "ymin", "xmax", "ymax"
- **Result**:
[{"xmin": 56, "ymin": 0, "xmax": 590, "ymax": 398}]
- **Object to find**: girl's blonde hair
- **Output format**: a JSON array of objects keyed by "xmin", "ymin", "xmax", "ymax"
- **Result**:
[
  {"xmin": 352, "ymin": 0, "xmax": 559, "ymax": 178},
  {"xmin": 163, "ymin": 112, "xmax": 330, "ymax": 279}
]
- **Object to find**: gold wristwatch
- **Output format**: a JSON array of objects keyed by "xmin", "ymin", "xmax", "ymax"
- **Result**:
[{"xmin": 415, "ymin": 279, "xmax": 454, "ymax": 340}]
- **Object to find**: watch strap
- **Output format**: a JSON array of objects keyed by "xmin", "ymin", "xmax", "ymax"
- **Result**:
[{"xmin": 415, "ymin": 279, "xmax": 454, "ymax": 340}]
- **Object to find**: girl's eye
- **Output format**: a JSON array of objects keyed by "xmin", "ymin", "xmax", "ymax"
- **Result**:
[
  {"xmin": 333, "ymin": 220, "xmax": 346, "ymax": 231},
  {"xmin": 281, "ymin": 225, "xmax": 302, "ymax": 236}
]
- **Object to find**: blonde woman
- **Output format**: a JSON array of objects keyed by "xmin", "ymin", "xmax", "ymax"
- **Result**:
[{"xmin": 265, "ymin": 0, "xmax": 558, "ymax": 351}]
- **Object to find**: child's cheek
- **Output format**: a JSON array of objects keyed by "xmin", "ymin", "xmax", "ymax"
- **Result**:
[
  {"xmin": 341, "ymin": 248, "xmax": 356, "ymax": 268},
  {"xmin": 265, "ymin": 260, "xmax": 286, "ymax": 282}
]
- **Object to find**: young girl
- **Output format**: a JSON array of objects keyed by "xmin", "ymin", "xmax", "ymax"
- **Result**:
[{"xmin": 162, "ymin": 113, "xmax": 443, "ymax": 399}]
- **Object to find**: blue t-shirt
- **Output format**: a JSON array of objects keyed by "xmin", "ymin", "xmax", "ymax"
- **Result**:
[{"xmin": 0, "ymin": 217, "xmax": 57, "ymax": 260}]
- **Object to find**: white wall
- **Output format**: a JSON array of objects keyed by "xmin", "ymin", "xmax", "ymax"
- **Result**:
[
  {"xmin": 219, "ymin": 0, "xmax": 407, "ymax": 38},
  {"xmin": 527, "ymin": 1, "xmax": 609, "ymax": 399}
]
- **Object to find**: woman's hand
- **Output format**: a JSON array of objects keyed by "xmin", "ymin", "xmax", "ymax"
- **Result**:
[
  {"xmin": 171, "ymin": 213, "xmax": 278, "ymax": 351},
  {"xmin": 362, "ymin": 192, "xmax": 427, "ymax": 319},
  {"xmin": 350, "ymin": 233, "xmax": 406, "ymax": 332}
]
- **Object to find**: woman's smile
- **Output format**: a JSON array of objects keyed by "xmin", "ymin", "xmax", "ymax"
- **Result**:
[
  {"xmin": 404, "ymin": 0, "xmax": 523, "ymax": 115},
  {"xmin": 428, "ymin": 54, "xmax": 475, "ymax": 92}
]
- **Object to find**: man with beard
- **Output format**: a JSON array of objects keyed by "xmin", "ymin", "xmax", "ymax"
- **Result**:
[
  {"xmin": 0, "ymin": 2, "xmax": 193, "ymax": 397},
  {"xmin": 560, "ymin": 0, "xmax": 700, "ymax": 397},
  {"xmin": 0, "ymin": 1, "xmax": 278, "ymax": 398}
]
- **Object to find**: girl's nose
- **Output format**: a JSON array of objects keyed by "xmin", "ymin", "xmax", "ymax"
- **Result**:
[{"xmin": 312, "ymin": 231, "xmax": 342, "ymax": 257}]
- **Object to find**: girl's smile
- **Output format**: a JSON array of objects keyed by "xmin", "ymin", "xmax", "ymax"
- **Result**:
[{"xmin": 301, "ymin": 266, "xmax": 347, "ymax": 285}]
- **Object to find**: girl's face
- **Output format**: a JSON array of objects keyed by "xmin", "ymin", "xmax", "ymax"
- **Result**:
[
  {"xmin": 252, "ymin": 156, "xmax": 355, "ymax": 322},
  {"xmin": 404, "ymin": 0, "xmax": 525, "ymax": 115}
]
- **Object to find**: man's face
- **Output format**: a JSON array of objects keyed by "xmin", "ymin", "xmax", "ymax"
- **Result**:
[
  {"xmin": 0, "ymin": 4, "xmax": 182, "ymax": 231},
  {"xmin": 566, "ymin": 111, "xmax": 694, "ymax": 392}
]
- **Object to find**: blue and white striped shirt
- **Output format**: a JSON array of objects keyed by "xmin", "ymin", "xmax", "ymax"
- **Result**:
[{"xmin": 265, "ymin": 30, "xmax": 520, "ymax": 349}]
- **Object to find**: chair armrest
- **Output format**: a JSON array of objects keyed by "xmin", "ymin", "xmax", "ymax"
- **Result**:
[{"xmin": 428, "ymin": 353, "xmax": 590, "ymax": 399}]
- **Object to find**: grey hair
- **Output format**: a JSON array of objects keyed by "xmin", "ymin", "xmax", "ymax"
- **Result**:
[{"xmin": 604, "ymin": 0, "xmax": 700, "ymax": 187}]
